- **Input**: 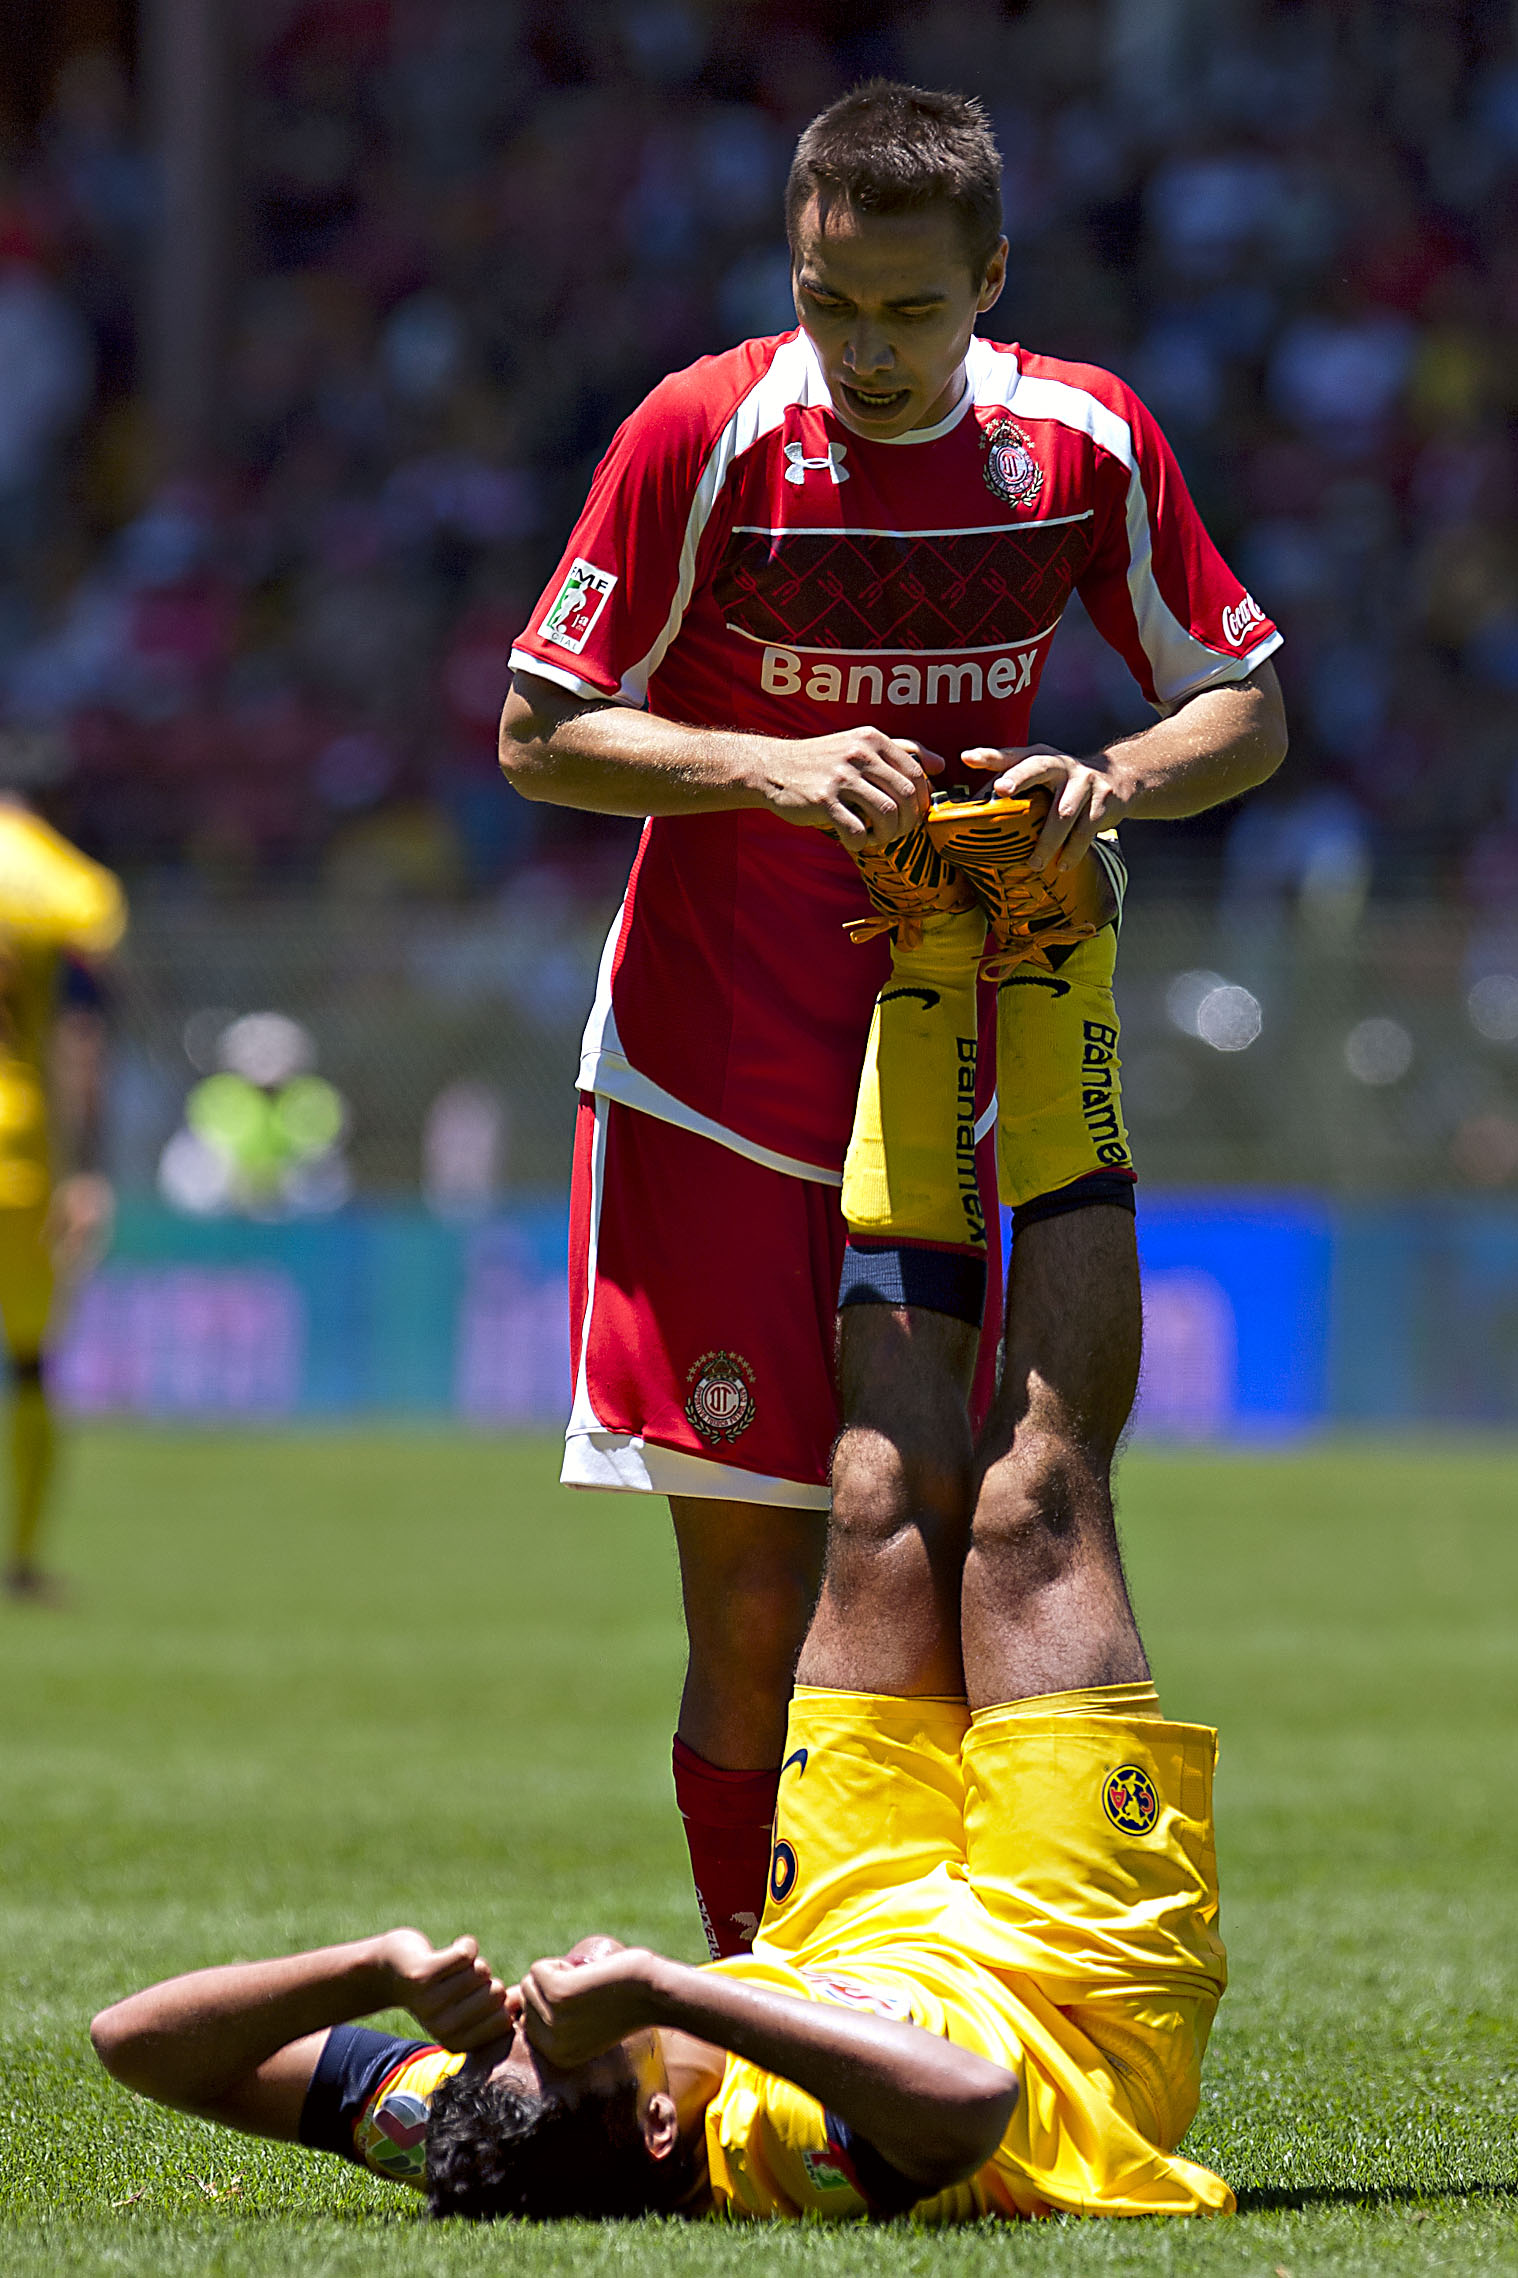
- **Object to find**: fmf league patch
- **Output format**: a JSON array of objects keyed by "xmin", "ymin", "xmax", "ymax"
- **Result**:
[
  {"xmin": 355, "ymin": 2087, "xmax": 431, "ymax": 2182},
  {"xmin": 981, "ymin": 411, "xmax": 1044, "ymax": 510},
  {"xmin": 684, "ymin": 1348, "xmax": 757, "ymax": 1444},
  {"xmin": 539, "ymin": 557, "xmax": 617, "ymax": 653},
  {"xmin": 1102, "ymin": 1763, "xmax": 1160, "ymax": 1835}
]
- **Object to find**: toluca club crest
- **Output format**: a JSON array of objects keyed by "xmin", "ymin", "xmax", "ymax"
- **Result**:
[
  {"xmin": 685, "ymin": 1349, "xmax": 757, "ymax": 1444},
  {"xmin": 981, "ymin": 412, "xmax": 1044, "ymax": 510}
]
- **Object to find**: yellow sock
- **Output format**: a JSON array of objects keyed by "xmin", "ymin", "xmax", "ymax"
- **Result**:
[
  {"xmin": 842, "ymin": 905, "xmax": 988, "ymax": 1249},
  {"xmin": 971, "ymin": 1681, "xmax": 1162, "ymax": 1722},
  {"xmin": 9, "ymin": 1367, "xmax": 56, "ymax": 1577}
]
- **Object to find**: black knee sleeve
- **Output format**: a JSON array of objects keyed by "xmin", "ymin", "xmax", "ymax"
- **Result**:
[
  {"xmin": 838, "ymin": 1241, "xmax": 987, "ymax": 1328},
  {"xmin": 1010, "ymin": 1170, "xmax": 1137, "ymax": 1241}
]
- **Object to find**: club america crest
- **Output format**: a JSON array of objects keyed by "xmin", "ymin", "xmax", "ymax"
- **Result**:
[
  {"xmin": 1102, "ymin": 1763, "xmax": 1160, "ymax": 1836},
  {"xmin": 981, "ymin": 412, "xmax": 1044, "ymax": 510},
  {"xmin": 685, "ymin": 1349, "xmax": 757, "ymax": 1444}
]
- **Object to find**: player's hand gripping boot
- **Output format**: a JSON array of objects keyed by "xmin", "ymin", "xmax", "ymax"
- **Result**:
[
  {"xmin": 925, "ymin": 787, "xmax": 1121, "ymax": 979},
  {"xmin": 841, "ymin": 818, "xmax": 976, "ymax": 950}
]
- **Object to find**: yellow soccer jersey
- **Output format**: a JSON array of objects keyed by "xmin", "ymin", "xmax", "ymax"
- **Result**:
[
  {"xmin": 0, "ymin": 807, "xmax": 125, "ymax": 1208},
  {"xmin": 704, "ymin": 1952, "xmax": 1008, "ymax": 2222},
  {"xmin": 704, "ymin": 1939, "xmax": 1231, "ymax": 2224},
  {"xmin": 0, "ymin": 805, "xmax": 126, "ymax": 954}
]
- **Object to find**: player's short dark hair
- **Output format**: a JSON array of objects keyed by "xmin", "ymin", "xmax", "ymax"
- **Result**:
[
  {"xmin": 424, "ymin": 2068, "xmax": 695, "ymax": 2222},
  {"xmin": 786, "ymin": 81, "xmax": 1003, "ymax": 278}
]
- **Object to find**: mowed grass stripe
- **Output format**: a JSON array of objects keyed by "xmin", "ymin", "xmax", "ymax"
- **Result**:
[{"xmin": 1, "ymin": 1427, "xmax": 1515, "ymax": 2274}]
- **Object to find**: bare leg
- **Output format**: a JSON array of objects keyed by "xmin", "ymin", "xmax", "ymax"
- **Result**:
[
  {"xmin": 797, "ymin": 1305, "xmax": 976, "ymax": 1698},
  {"xmin": 961, "ymin": 1207, "xmax": 1148, "ymax": 1709},
  {"xmin": 4, "ymin": 1355, "xmax": 57, "ymax": 1595},
  {"xmin": 670, "ymin": 1498, "xmax": 826, "ymax": 1768}
]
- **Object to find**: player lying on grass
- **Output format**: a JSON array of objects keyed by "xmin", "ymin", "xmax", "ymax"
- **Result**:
[{"xmin": 92, "ymin": 1378, "xmax": 1231, "ymax": 2223}]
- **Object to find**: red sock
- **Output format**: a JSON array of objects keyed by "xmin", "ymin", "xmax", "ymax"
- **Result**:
[{"xmin": 672, "ymin": 1737, "xmax": 781, "ymax": 1959}]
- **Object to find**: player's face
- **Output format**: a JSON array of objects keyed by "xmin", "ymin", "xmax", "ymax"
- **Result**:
[
  {"xmin": 487, "ymin": 2018, "xmax": 654, "ymax": 2110},
  {"xmin": 490, "ymin": 1936, "xmax": 664, "ymax": 2115},
  {"xmin": 792, "ymin": 195, "xmax": 1007, "ymax": 440}
]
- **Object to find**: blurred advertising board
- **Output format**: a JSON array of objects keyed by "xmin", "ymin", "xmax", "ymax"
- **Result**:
[{"xmin": 45, "ymin": 1198, "xmax": 1518, "ymax": 1434}]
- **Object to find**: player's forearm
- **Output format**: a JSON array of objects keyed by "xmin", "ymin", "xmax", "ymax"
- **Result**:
[
  {"xmin": 645, "ymin": 1957, "xmax": 1016, "ymax": 2190},
  {"xmin": 90, "ymin": 1938, "xmax": 393, "ymax": 2109},
  {"xmin": 1102, "ymin": 661, "xmax": 1287, "ymax": 821},
  {"xmin": 500, "ymin": 687, "xmax": 773, "ymax": 818}
]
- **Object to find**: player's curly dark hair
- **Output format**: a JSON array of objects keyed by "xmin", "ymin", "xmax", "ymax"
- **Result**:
[
  {"xmin": 424, "ymin": 2068, "xmax": 697, "ymax": 2222},
  {"xmin": 787, "ymin": 81, "xmax": 1003, "ymax": 276}
]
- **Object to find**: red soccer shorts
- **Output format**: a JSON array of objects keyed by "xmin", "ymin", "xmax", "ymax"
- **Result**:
[{"xmin": 562, "ymin": 1094, "xmax": 844, "ymax": 1506}]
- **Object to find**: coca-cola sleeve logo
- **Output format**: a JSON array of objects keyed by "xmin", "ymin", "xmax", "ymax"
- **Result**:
[{"xmin": 1221, "ymin": 593, "xmax": 1266, "ymax": 648}]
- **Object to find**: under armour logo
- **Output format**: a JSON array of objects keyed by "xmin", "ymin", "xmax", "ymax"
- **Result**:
[{"xmin": 784, "ymin": 439, "xmax": 849, "ymax": 485}]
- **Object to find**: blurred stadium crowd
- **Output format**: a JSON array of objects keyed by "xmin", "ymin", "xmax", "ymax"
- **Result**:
[{"xmin": 1, "ymin": 0, "xmax": 1517, "ymax": 905}]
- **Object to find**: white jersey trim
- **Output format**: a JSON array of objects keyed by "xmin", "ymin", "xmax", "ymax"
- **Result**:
[
  {"xmin": 577, "ymin": 895, "xmax": 843, "ymax": 1184},
  {"xmin": 965, "ymin": 342, "xmax": 1283, "ymax": 714},
  {"xmin": 562, "ymin": 1429, "xmax": 832, "ymax": 1508},
  {"xmin": 726, "ymin": 619, "xmax": 1061, "ymax": 657},
  {"xmin": 617, "ymin": 332, "xmax": 817, "ymax": 706},
  {"xmin": 731, "ymin": 513, "xmax": 1094, "ymax": 538},
  {"xmin": 508, "ymin": 647, "xmax": 622, "ymax": 706},
  {"xmin": 1206, "ymin": 626, "xmax": 1284, "ymax": 690},
  {"xmin": 563, "ymin": 1090, "xmax": 833, "ymax": 1505},
  {"xmin": 565, "ymin": 1090, "xmax": 611, "ymax": 1439},
  {"xmin": 582, "ymin": 1050, "xmax": 844, "ymax": 1184}
]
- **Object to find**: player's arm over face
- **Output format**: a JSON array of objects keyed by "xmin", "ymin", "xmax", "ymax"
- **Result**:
[
  {"xmin": 499, "ymin": 669, "xmax": 941, "ymax": 850},
  {"xmin": 90, "ymin": 1930, "xmax": 510, "ymax": 2141},
  {"xmin": 522, "ymin": 1944, "xmax": 1017, "ymax": 2196}
]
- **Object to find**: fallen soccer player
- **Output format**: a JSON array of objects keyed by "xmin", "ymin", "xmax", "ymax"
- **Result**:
[
  {"xmin": 91, "ymin": 1701, "xmax": 1228, "ymax": 2225},
  {"xmin": 94, "ymin": 1472, "xmax": 1233, "ymax": 2220}
]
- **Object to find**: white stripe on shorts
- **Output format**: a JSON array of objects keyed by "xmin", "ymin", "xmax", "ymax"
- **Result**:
[
  {"xmin": 561, "ymin": 1429, "xmax": 831, "ymax": 1508},
  {"xmin": 561, "ymin": 1094, "xmax": 833, "ymax": 1509}
]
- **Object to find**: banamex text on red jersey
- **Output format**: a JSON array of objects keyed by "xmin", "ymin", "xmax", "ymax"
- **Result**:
[{"xmin": 512, "ymin": 330, "xmax": 1281, "ymax": 1180}]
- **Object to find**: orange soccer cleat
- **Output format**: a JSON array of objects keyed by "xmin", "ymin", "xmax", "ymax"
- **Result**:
[
  {"xmin": 924, "ymin": 787, "xmax": 1123, "ymax": 978},
  {"xmin": 841, "ymin": 818, "xmax": 977, "ymax": 950}
]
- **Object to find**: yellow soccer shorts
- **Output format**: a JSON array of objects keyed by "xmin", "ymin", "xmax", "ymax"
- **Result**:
[
  {"xmin": 840, "ymin": 917, "xmax": 1134, "ymax": 1263},
  {"xmin": 960, "ymin": 1706, "xmax": 1227, "ymax": 2157},
  {"xmin": 758, "ymin": 1687, "xmax": 971, "ymax": 1958},
  {"xmin": 748, "ymin": 1688, "xmax": 1231, "ymax": 2219},
  {"xmin": 0, "ymin": 1198, "xmax": 55, "ymax": 1361}
]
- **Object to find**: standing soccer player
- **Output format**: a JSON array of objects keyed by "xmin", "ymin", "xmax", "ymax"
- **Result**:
[
  {"xmin": 501, "ymin": 84, "xmax": 1285, "ymax": 1955},
  {"xmin": 0, "ymin": 782, "xmax": 125, "ymax": 1599}
]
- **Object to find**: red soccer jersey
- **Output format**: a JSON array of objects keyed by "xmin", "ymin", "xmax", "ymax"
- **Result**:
[{"xmin": 512, "ymin": 330, "xmax": 1280, "ymax": 1177}]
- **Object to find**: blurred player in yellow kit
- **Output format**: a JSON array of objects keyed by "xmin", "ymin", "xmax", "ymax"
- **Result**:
[
  {"xmin": 92, "ymin": 1297, "xmax": 1231, "ymax": 2224},
  {"xmin": 0, "ymin": 782, "xmax": 125, "ymax": 1598}
]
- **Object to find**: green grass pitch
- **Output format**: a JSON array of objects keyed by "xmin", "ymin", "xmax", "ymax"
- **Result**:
[{"xmin": 1, "ymin": 1427, "xmax": 1515, "ymax": 2275}]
